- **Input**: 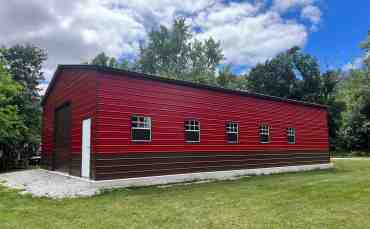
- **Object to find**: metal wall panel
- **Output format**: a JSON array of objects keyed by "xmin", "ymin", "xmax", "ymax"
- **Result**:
[
  {"xmin": 95, "ymin": 73, "xmax": 329, "ymax": 154},
  {"xmin": 41, "ymin": 69, "xmax": 97, "ymax": 175}
]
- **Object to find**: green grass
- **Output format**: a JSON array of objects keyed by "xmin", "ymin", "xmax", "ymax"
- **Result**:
[{"xmin": 1, "ymin": 160, "xmax": 370, "ymax": 229}]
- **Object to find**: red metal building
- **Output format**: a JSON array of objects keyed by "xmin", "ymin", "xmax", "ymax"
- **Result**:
[{"xmin": 42, "ymin": 65, "xmax": 330, "ymax": 180}]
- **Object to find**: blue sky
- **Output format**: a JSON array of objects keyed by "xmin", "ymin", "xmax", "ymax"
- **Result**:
[
  {"xmin": 0, "ymin": 0, "xmax": 369, "ymax": 92},
  {"xmin": 304, "ymin": 0, "xmax": 369, "ymax": 70}
]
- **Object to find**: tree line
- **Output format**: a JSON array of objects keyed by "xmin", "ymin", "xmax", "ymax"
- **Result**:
[
  {"xmin": 0, "ymin": 45, "xmax": 45, "ymax": 169},
  {"xmin": 0, "ymin": 19, "xmax": 369, "ymax": 170}
]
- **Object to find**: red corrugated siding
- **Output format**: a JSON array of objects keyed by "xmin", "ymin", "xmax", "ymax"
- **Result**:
[
  {"xmin": 95, "ymin": 73, "xmax": 329, "ymax": 154},
  {"xmin": 42, "ymin": 69, "xmax": 97, "ymax": 164}
]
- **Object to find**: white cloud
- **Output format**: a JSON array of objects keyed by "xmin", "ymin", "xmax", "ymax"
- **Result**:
[
  {"xmin": 194, "ymin": 3, "xmax": 307, "ymax": 65},
  {"xmin": 194, "ymin": 2, "xmax": 261, "ymax": 28},
  {"xmin": 272, "ymin": 0, "xmax": 314, "ymax": 12},
  {"xmin": 342, "ymin": 57, "xmax": 364, "ymax": 72},
  {"xmin": 0, "ymin": 0, "xmax": 323, "ymax": 92},
  {"xmin": 272, "ymin": 0, "xmax": 322, "ymax": 29},
  {"xmin": 301, "ymin": 5, "xmax": 321, "ymax": 24},
  {"xmin": 0, "ymin": 0, "xmax": 146, "ymax": 82}
]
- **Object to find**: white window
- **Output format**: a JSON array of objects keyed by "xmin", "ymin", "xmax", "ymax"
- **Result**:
[
  {"xmin": 226, "ymin": 122, "xmax": 239, "ymax": 143},
  {"xmin": 287, "ymin": 127, "xmax": 296, "ymax": 144},
  {"xmin": 259, "ymin": 123, "xmax": 270, "ymax": 143},
  {"xmin": 131, "ymin": 115, "xmax": 151, "ymax": 142},
  {"xmin": 185, "ymin": 120, "xmax": 200, "ymax": 143}
]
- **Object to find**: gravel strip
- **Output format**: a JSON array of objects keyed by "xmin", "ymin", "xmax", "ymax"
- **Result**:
[{"xmin": 0, "ymin": 169, "xmax": 100, "ymax": 199}]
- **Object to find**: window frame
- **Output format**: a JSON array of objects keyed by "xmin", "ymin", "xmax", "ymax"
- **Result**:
[
  {"xmin": 259, "ymin": 123, "xmax": 270, "ymax": 144},
  {"xmin": 287, "ymin": 127, "xmax": 296, "ymax": 144},
  {"xmin": 131, "ymin": 115, "xmax": 152, "ymax": 142},
  {"xmin": 226, "ymin": 121, "xmax": 239, "ymax": 144},
  {"xmin": 184, "ymin": 119, "xmax": 200, "ymax": 143}
]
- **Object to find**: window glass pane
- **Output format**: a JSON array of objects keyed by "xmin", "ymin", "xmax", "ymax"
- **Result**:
[
  {"xmin": 227, "ymin": 133, "xmax": 238, "ymax": 143},
  {"xmin": 185, "ymin": 120, "xmax": 199, "ymax": 129},
  {"xmin": 260, "ymin": 123, "xmax": 269, "ymax": 143},
  {"xmin": 185, "ymin": 131, "xmax": 199, "ymax": 142},
  {"xmin": 226, "ymin": 122, "xmax": 238, "ymax": 133},
  {"xmin": 131, "ymin": 115, "xmax": 151, "ymax": 141},
  {"xmin": 132, "ymin": 129, "xmax": 151, "ymax": 141},
  {"xmin": 260, "ymin": 134, "xmax": 269, "ymax": 143},
  {"xmin": 185, "ymin": 120, "xmax": 200, "ymax": 142},
  {"xmin": 226, "ymin": 122, "xmax": 239, "ymax": 143},
  {"xmin": 287, "ymin": 127, "xmax": 295, "ymax": 144}
]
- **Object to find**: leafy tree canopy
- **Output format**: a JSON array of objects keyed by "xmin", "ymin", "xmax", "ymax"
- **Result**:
[
  {"xmin": 87, "ymin": 52, "xmax": 131, "ymax": 70},
  {"xmin": 217, "ymin": 64, "xmax": 246, "ymax": 90},
  {"xmin": 0, "ymin": 44, "xmax": 46, "ymax": 97},
  {"xmin": 0, "ymin": 44, "xmax": 46, "ymax": 157},
  {"xmin": 0, "ymin": 58, "xmax": 25, "ymax": 150},
  {"xmin": 137, "ymin": 18, "xmax": 223, "ymax": 84},
  {"xmin": 336, "ymin": 68, "xmax": 370, "ymax": 150},
  {"xmin": 88, "ymin": 18, "xmax": 224, "ymax": 86},
  {"xmin": 246, "ymin": 47, "xmax": 325, "ymax": 102},
  {"xmin": 360, "ymin": 30, "xmax": 370, "ymax": 70}
]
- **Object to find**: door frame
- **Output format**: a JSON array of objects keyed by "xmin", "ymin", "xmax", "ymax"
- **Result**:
[{"xmin": 81, "ymin": 118, "xmax": 92, "ymax": 178}]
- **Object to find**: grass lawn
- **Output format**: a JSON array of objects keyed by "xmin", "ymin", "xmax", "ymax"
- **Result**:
[{"xmin": 1, "ymin": 160, "xmax": 370, "ymax": 229}]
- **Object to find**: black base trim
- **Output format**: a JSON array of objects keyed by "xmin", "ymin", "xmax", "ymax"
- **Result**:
[{"xmin": 94, "ymin": 151, "xmax": 329, "ymax": 180}]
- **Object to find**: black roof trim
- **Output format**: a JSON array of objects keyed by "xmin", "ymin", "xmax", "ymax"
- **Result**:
[{"xmin": 42, "ymin": 64, "xmax": 327, "ymax": 109}]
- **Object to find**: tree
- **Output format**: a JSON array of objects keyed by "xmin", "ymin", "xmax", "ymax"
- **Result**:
[
  {"xmin": 88, "ymin": 19, "xmax": 223, "ymax": 85},
  {"xmin": 0, "ymin": 58, "xmax": 26, "ymax": 169},
  {"xmin": 319, "ymin": 70, "xmax": 346, "ymax": 150},
  {"xmin": 246, "ymin": 48, "xmax": 297, "ymax": 99},
  {"xmin": 216, "ymin": 65, "xmax": 244, "ymax": 89},
  {"xmin": 360, "ymin": 30, "xmax": 370, "ymax": 71},
  {"xmin": 0, "ymin": 44, "xmax": 46, "ymax": 161},
  {"xmin": 246, "ymin": 47, "xmax": 325, "ymax": 102},
  {"xmin": 90, "ymin": 52, "xmax": 111, "ymax": 66},
  {"xmin": 292, "ymin": 48, "xmax": 322, "ymax": 102},
  {"xmin": 336, "ymin": 68, "xmax": 370, "ymax": 151},
  {"xmin": 1, "ymin": 44, "xmax": 46, "ymax": 96},
  {"xmin": 339, "ymin": 92, "xmax": 370, "ymax": 150},
  {"xmin": 88, "ymin": 52, "xmax": 131, "ymax": 70},
  {"xmin": 246, "ymin": 47, "xmax": 322, "ymax": 102},
  {"xmin": 246, "ymin": 47, "xmax": 341, "ymax": 102},
  {"xmin": 0, "ymin": 58, "xmax": 23, "ymax": 139},
  {"xmin": 137, "ymin": 18, "xmax": 223, "ymax": 84}
]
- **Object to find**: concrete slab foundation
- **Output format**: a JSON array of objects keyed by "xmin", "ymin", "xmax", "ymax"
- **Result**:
[
  {"xmin": 0, "ymin": 163, "xmax": 333, "ymax": 198},
  {"xmin": 91, "ymin": 163, "xmax": 333, "ymax": 189}
]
